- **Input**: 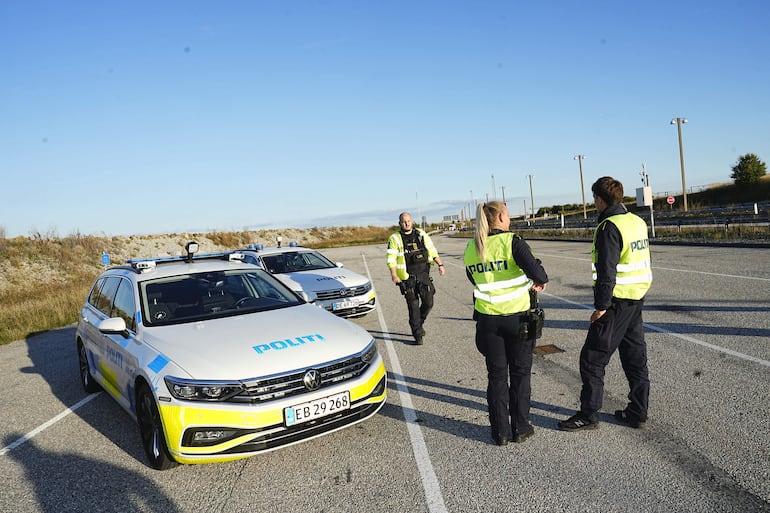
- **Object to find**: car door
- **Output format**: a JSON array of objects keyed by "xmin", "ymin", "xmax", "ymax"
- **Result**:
[
  {"xmin": 81, "ymin": 276, "xmax": 121, "ymax": 388},
  {"xmin": 101, "ymin": 277, "xmax": 141, "ymax": 413}
]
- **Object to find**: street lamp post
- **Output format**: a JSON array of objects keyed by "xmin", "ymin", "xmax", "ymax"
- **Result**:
[
  {"xmin": 671, "ymin": 117, "xmax": 689, "ymax": 211},
  {"xmin": 574, "ymin": 154, "xmax": 587, "ymax": 219}
]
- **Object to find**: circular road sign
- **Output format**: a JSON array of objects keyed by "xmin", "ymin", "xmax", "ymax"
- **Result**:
[{"xmin": 667, "ymin": 196, "xmax": 675, "ymax": 205}]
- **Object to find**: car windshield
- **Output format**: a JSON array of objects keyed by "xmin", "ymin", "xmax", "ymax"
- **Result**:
[
  {"xmin": 140, "ymin": 269, "xmax": 303, "ymax": 326},
  {"xmin": 261, "ymin": 251, "xmax": 335, "ymax": 273}
]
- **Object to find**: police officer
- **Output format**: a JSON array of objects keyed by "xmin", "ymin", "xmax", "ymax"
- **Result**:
[
  {"xmin": 387, "ymin": 212, "xmax": 445, "ymax": 345},
  {"xmin": 464, "ymin": 201, "xmax": 548, "ymax": 446},
  {"xmin": 558, "ymin": 176, "xmax": 652, "ymax": 432}
]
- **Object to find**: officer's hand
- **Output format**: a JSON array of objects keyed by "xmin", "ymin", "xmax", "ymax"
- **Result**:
[
  {"xmin": 531, "ymin": 282, "xmax": 546, "ymax": 292},
  {"xmin": 438, "ymin": 266, "xmax": 446, "ymax": 277}
]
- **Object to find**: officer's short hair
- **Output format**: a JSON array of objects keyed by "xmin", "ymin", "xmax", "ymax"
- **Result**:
[{"xmin": 591, "ymin": 177, "xmax": 624, "ymax": 205}]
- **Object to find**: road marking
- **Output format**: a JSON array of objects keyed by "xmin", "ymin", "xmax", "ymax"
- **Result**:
[
  {"xmin": 651, "ymin": 265, "xmax": 770, "ymax": 282},
  {"xmin": 543, "ymin": 292, "xmax": 770, "ymax": 368},
  {"xmin": 0, "ymin": 393, "xmax": 101, "ymax": 456},
  {"xmin": 362, "ymin": 253, "xmax": 448, "ymax": 513},
  {"xmin": 537, "ymin": 252, "xmax": 770, "ymax": 282}
]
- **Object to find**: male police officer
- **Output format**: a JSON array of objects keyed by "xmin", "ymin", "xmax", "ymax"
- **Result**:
[
  {"xmin": 558, "ymin": 176, "xmax": 652, "ymax": 431},
  {"xmin": 387, "ymin": 212, "xmax": 445, "ymax": 344}
]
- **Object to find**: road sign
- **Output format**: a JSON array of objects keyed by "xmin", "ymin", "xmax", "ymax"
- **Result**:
[{"xmin": 667, "ymin": 196, "xmax": 675, "ymax": 205}]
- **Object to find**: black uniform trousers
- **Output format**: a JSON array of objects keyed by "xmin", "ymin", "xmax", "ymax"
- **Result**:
[
  {"xmin": 475, "ymin": 311, "xmax": 535, "ymax": 439},
  {"xmin": 403, "ymin": 277, "xmax": 435, "ymax": 338},
  {"xmin": 579, "ymin": 298, "xmax": 649, "ymax": 422}
]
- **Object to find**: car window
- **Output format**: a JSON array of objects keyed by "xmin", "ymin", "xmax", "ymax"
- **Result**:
[
  {"xmin": 140, "ymin": 269, "xmax": 302, "ymax": 326},
  {"xmin": 91, "ymin": 276, "xmax": 121, "ymax": 316},
  {"xmin": 88, "ymin": 277, "xmax": 107, "ymax": 309},
  {"xmin": 241, "ymin": 254, "xmax": 261, "ymax": 267},
  {"xmin": 303, "ymin": 251, "xmax": 335, "ymax": 270},
  {"xmin": 263, "ymin": 251, "xmax": 335, "ymax": 272},
  {"xmin": 111, "ymin": 278, "xmax": 137, "ymax": 332},
  {"xmin": 261, "ymin": 254, "xmax": 287, "ymax": 273}
]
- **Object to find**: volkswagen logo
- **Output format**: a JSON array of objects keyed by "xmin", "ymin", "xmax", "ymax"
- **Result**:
[{"xmin": 303, "ymin": 369, "xmax": 321, "ymax": 391}]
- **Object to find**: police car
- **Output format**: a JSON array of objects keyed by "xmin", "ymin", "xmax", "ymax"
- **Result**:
[
  {"xmin": 234, "ymin": 242, "xmax": 376, "ymax": 318},
  {"xmin": 76, "ymin": 242, "xmax": 386, "ymax": 470}
]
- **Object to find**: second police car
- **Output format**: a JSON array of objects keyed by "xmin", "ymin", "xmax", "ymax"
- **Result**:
[
  {"xmin": 234, "ymin": 241, "xmax": 377, "ymax": 318},
  {"xmin": 76, "ymin": 242, "xmax": 387, "ymax": 470}
]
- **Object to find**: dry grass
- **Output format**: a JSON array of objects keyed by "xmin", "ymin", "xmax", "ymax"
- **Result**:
[{"xmin": 0, "ymin": 226, "xmax": 394, "ymax": 345}]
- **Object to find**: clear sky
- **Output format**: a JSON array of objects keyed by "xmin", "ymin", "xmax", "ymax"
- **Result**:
[{"xmin": 2, "ymin": 1, "xmax": 769, "ymax": 238}]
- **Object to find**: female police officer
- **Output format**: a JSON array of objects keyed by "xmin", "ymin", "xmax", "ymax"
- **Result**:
[{"xmin": 464, "ymin": 201, "xmax": 548, "ymax": 446}]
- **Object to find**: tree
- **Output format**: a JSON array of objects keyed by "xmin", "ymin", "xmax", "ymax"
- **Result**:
[{"xmin": 730, "ymin": 153, "xmax": 767, "ymax": 186}]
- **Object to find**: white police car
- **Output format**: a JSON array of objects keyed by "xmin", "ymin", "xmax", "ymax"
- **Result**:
[
  {"xmin": 76, "ymin": 242, "xmax": 386, "ymax": 470},
  {"xmin": 234, "ymin": 242, "xmax": 376, "ymax": 318}
]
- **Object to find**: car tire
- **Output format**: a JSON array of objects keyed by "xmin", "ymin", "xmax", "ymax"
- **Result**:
[
  {"xmin": 136, "ymin": 381, "xmax": 179, "ymax": 470},
  {"xmin": 77, "ymin": 340, "xmax": 101, "ymax": 393}
]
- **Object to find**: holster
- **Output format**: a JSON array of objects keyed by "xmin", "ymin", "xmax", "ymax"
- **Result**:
[
  {"xmin": 398, "ymin": 278, "xmax": 415, "ymax": 296},
  {"xmin": 521, "ymin": 290, "xmax": 545, "ymax": 340}
]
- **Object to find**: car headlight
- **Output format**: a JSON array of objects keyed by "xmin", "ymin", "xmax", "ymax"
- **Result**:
[
  {"xmin": 360, "ymin": 338, "xmax": 378, "ymax": 364},
  {"xmin": 164, "ymin": 377, "xmax": 244, "ymax": 401}
]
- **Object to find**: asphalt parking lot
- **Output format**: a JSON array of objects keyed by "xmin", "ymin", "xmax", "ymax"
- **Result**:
[{"xmin": 1, "ymin": 237, "xmax": 768, "ymax": 513}]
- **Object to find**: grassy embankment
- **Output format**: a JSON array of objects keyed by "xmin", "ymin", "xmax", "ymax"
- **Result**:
[{"xmin": 0, "ymin": 226, "xmax": 393, "ymax": 346}]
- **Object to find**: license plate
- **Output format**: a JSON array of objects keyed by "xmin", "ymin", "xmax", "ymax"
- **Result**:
[
  {"xmin": 333, "ymin": 299, "xmax": 358, "ymax": 311},
  {"xmin": 284, "ymin": 391, "xmax": 350, "ymax": 426}
]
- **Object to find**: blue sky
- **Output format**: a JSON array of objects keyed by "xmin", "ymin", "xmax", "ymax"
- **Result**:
[{"xmin": 2, "ymin": 1, "xmax": 768, "ymax": 237}]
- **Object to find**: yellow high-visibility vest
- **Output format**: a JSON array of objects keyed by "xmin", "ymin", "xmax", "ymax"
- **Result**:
[
  {"xmin": 386, "ymin": 229, "xmax": 439, "ymax": 281},
  {"xmin": 464, "ymin": 232, "xmax": 532, "ymax": 315},
  {"xmin": 592, "ymin": 212, "xmax": 652, "ymax": 300}
]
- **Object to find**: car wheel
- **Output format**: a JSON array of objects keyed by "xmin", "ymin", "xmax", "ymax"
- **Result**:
[
  {"xmin": 77, "ymin": 341, "xmax": 101, "ymax": 393},
  {"xmin": 136, "ymin": 381, "xmax": 178, "ymax": 470}
]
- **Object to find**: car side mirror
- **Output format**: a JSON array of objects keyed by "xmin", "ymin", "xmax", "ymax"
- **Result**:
[
  {"xmin": 297, "ymin": 290, "xmax": 317, "ymax": 304},
  {"xmin": 98, "ymin": 317, "xmax": 128, "ymax": 337},
  {"xmin": 336, "ymin": 262, "xmax": 344, "ymax": 268}
]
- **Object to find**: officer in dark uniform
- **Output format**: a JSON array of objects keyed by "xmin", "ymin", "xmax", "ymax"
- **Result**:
[
  {"xmin": 558, "ymin": 176, "xmax": 652, "ymax": 432},
  {"xmin": 387, "ymin": 212, "xmax": 445, "ymax": 344},
  {"xmin": 464, "ymin": 201, "xmax": 548, "ymax": 446}
]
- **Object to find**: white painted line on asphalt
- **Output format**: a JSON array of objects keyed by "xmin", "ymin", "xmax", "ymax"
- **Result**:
[
  {"xmin": 0, "ymin": 393, "xmax": 101, "ymax": 456},
  {"xmin": 651, "ymin": 266, "xmax": 770, "ymax": 282},
  {"xmin": 361, "ymin": 253, "xmax": 448, "ymax": 513},
  {"xmin": 642, "ymin": 323, "xmax": 770, "ymax": 367},
  {"xmin": 543, "ymin": 292, "xmax": 770, "ymax": 368},
  {"xmin": 537, "ymin": 252, "xmax": 770, "ymax": 282}
]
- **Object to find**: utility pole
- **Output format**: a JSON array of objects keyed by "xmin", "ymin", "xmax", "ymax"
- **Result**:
[
  {"xmin": 640, "ymin": 163, "xmax": 656, "ymax": 238},
  {"xmin": 671, "ymin": 117, "xmax": 689, "ymax": 211},
  {"xmin": 526, "ymin": 175, "xmax": 535, "ymax": 220},
  {"xmin": 491, "ymin": 174, "xmax": 497, "ymax": 200},
  {"xmin": 574, "ymin": 154, "xmax": 587, "ymax": 219}
]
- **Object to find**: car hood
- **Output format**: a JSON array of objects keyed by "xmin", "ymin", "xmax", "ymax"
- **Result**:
[
  {"xmin": 275, "ymin": 268, "xmax": 368, "ymax": 293},
  {"xmin": 141, "ymin": 304, "xmax": 372, "ymax": 379}
]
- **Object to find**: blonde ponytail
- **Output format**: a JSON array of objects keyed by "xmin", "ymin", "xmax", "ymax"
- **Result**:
[{"xmin": 473, "ymin": 201, "xmax": 507, "ymax": 260}]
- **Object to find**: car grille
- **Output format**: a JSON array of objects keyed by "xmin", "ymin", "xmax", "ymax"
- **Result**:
[
  {"xmin": 314, "ymin": 282, "xmax": 372, "ymax": 301},
  {"xmin": 231, "ymin": 343, "xmax": 377, "ymax": 404},
  {"xmin": 210, "ymin": 375, "xmax": 386, "ymax": 455}
]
